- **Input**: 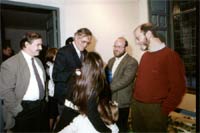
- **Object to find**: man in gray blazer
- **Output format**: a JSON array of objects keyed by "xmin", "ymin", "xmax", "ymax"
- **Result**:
[
  {"xmin": 0, "ymin": 32, "xmax": 48, "ymax": 132},
  {"xmin": 106, "ymin": 37, "xmax": 138, "ymax": 132}
]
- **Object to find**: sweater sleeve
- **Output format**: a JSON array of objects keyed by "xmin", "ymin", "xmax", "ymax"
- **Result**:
[
  {"xmin": 87, "ymin": 94, "xmax": 111, "ymax": 132},
  {"xmin": 161, "ymin": 52, "xmax": 186, "ymax": 115}
]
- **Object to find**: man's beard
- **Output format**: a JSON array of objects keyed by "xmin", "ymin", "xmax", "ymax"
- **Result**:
[
  {"xmin": 114, "ymin": 51, "xmax": 125, "ymax": 58},
  {"xmin": 140, "ymin": 38, "xmax": 149, "ymax": 51},
  {"xmin": 140, "ymin": 44, "xmax": 148, "ymax": 51}
]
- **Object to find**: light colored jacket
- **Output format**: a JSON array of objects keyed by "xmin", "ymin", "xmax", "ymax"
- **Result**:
[
  {"xmin": 107, "ymin": 54, "xmax": 138, "ymax": 108},
  {"xmin": 0, "ymin": 51, "xmax": 46, "ymax": 129}
]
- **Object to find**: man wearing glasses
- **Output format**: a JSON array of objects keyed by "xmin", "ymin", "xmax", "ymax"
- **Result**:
[{"xmin": 106, "ymin": 37, "xmax": 138, "ymax": 132}]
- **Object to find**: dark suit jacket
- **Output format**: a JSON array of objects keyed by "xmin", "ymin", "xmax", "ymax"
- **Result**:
[
  {"xmin": 53, "ymin": 44, "xmax": 111, "ymax": 132},
  {"xmin": 53, "ymin": 44, "xmax": 86, "ymax": 104}
]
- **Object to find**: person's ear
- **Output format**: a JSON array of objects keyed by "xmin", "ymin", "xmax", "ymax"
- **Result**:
[
  {"xmin": 145, "ymin": 31, "xmax": 152, "ymax": 39},
  {"xmin": 25, "ymin": 41, "xmax": 30, "ymax": 47}
]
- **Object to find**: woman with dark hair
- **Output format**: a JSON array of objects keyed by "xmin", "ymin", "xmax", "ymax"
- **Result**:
[
  {"xmin": 59, "ymin": 52, "xmax": 119, "ymax": 133},
  {"xmin": 45, "ymin": 48, "xmax": 59, "ymax": 131}
]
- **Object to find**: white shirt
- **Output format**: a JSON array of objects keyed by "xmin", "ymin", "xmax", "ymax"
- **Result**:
[
  {"xmin": 148, "ymin": 43, "xmax": 166, "ymax": 52},
  {"xmin": 46, "ymin": 61, "xmax": 55, "ymax": 97},
  {"xmin": 111, "ymin": 52, "xmax": 127, "ymax": 77},
  {"xmin": 22, "ymin": 51, "xmax": 45, "ymax": 101},
  {"xmin": 59, "ymin": 115, "xmax": 119, "ymax": 133},
  {"xmin": 73, "ymin": 42, "xmax": 81, "ymax": 58}
]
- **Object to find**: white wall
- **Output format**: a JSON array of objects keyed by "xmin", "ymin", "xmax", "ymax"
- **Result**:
[{"xmin": 6, "ymin": 0, "xmax": 149, "ymax": 63}]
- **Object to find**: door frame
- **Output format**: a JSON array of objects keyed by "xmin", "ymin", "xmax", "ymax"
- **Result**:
[{"xmin": 0, "ymin": 0, "xmax": 60, "ymax": 63}]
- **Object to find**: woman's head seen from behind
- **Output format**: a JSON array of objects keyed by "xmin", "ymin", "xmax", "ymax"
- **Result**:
[
  {"xmin": 82, "ymin": 51, "xmax": 105, "ymax": 85},
  {"xmin": 73, "ymin": 52, "xmax": 107, "ymax": 114}
]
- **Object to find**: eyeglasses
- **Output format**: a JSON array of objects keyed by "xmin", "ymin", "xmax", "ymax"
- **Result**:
[
  {"xmin": 113, "ymin": 45, "xmax": 125, "ymax": 49},
  {"xmin": 78, "ymin": 37, "xmax": 91, "ymax": 45},
  {"xmin": 80, "ymin": 40, "xmax": 90, "ymax": 45}
]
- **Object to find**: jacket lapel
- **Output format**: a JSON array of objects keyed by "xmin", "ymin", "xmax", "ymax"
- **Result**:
[
  {"xmin": 18, "ymin": 52, "xmax": 30, "ymax": 95},
  {"xmin": 112, "ymin": 54, "xmax": 128, "ymax": 79},
  {"xmin": 71, "ymin": 45, "xmax": 82, "ymax": 67}
]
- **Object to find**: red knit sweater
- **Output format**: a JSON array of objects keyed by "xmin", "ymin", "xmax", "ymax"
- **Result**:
[{"xmin": 133, "ymin": 47, "xmax": 186, "ymax": 115}]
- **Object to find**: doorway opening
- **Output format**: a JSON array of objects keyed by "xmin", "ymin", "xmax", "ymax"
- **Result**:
[{"xmin": 0, "ymin": 0, "xmax": 60, "ymax": 64}]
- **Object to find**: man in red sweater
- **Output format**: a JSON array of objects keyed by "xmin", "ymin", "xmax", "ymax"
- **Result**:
[{"xmin": 131, "ymin": 22, "xmax": 186, "ymax": 132}]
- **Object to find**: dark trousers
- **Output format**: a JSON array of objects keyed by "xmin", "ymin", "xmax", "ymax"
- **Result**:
[
  {"xmin": 54, "ymin": 106, "xmax": 79, "ymax": 132},
  {"xmin": 131, "ymin": 98, "xmax": 168, "ymax": 132},
  {"xmin": 12, "ymin": 100, "xmax": 49, "ymax": 132},
  {"xmin": 48, "ymin": 96, "xmax": 59, "ymax": 119},
  {"xmin": 116, "ymin": 107, "xmax": 130, "ymax": 132}
]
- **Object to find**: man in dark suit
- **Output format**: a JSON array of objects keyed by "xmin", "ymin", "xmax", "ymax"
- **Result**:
[
  {"xmin": 106, "ymin": 37, "xmax": 138, "ymax": 132},
  {"xmin": 53, "ymin": 28, "xmax": 111, "ymax": 132},
  {"xmin": 53, "ymin": 28, "xmax": 90, "ymax": 130},
  {"xmin": 0, "ymin": 32, "xmax": 48, "ymax": 132},
  {"xmin": 53, "ymin": 28, "xmax": 92, "ymax": 106}
]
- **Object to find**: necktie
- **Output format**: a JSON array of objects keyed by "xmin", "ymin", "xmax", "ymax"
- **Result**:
[
  {"xmin": 80, "ymin": 52, "xmax": 84, "ymax": 62},
  {"xmin": 31, "ymin": 58, "xmax": 44, "ymax": 99}
]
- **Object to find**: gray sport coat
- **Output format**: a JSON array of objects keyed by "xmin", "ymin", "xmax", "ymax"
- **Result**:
[
  {"xmin": 0, "ymin": 51, "xmax": 46, "ymax": 129},
  {"xmin": 107, "ymin": 54, "xmax": 138, "ymax": 108}
]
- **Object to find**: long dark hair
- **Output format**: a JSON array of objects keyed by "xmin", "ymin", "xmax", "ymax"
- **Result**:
[{"xmin": 72, "ymin": 52, "xmax": 110, "ymax": 114}]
